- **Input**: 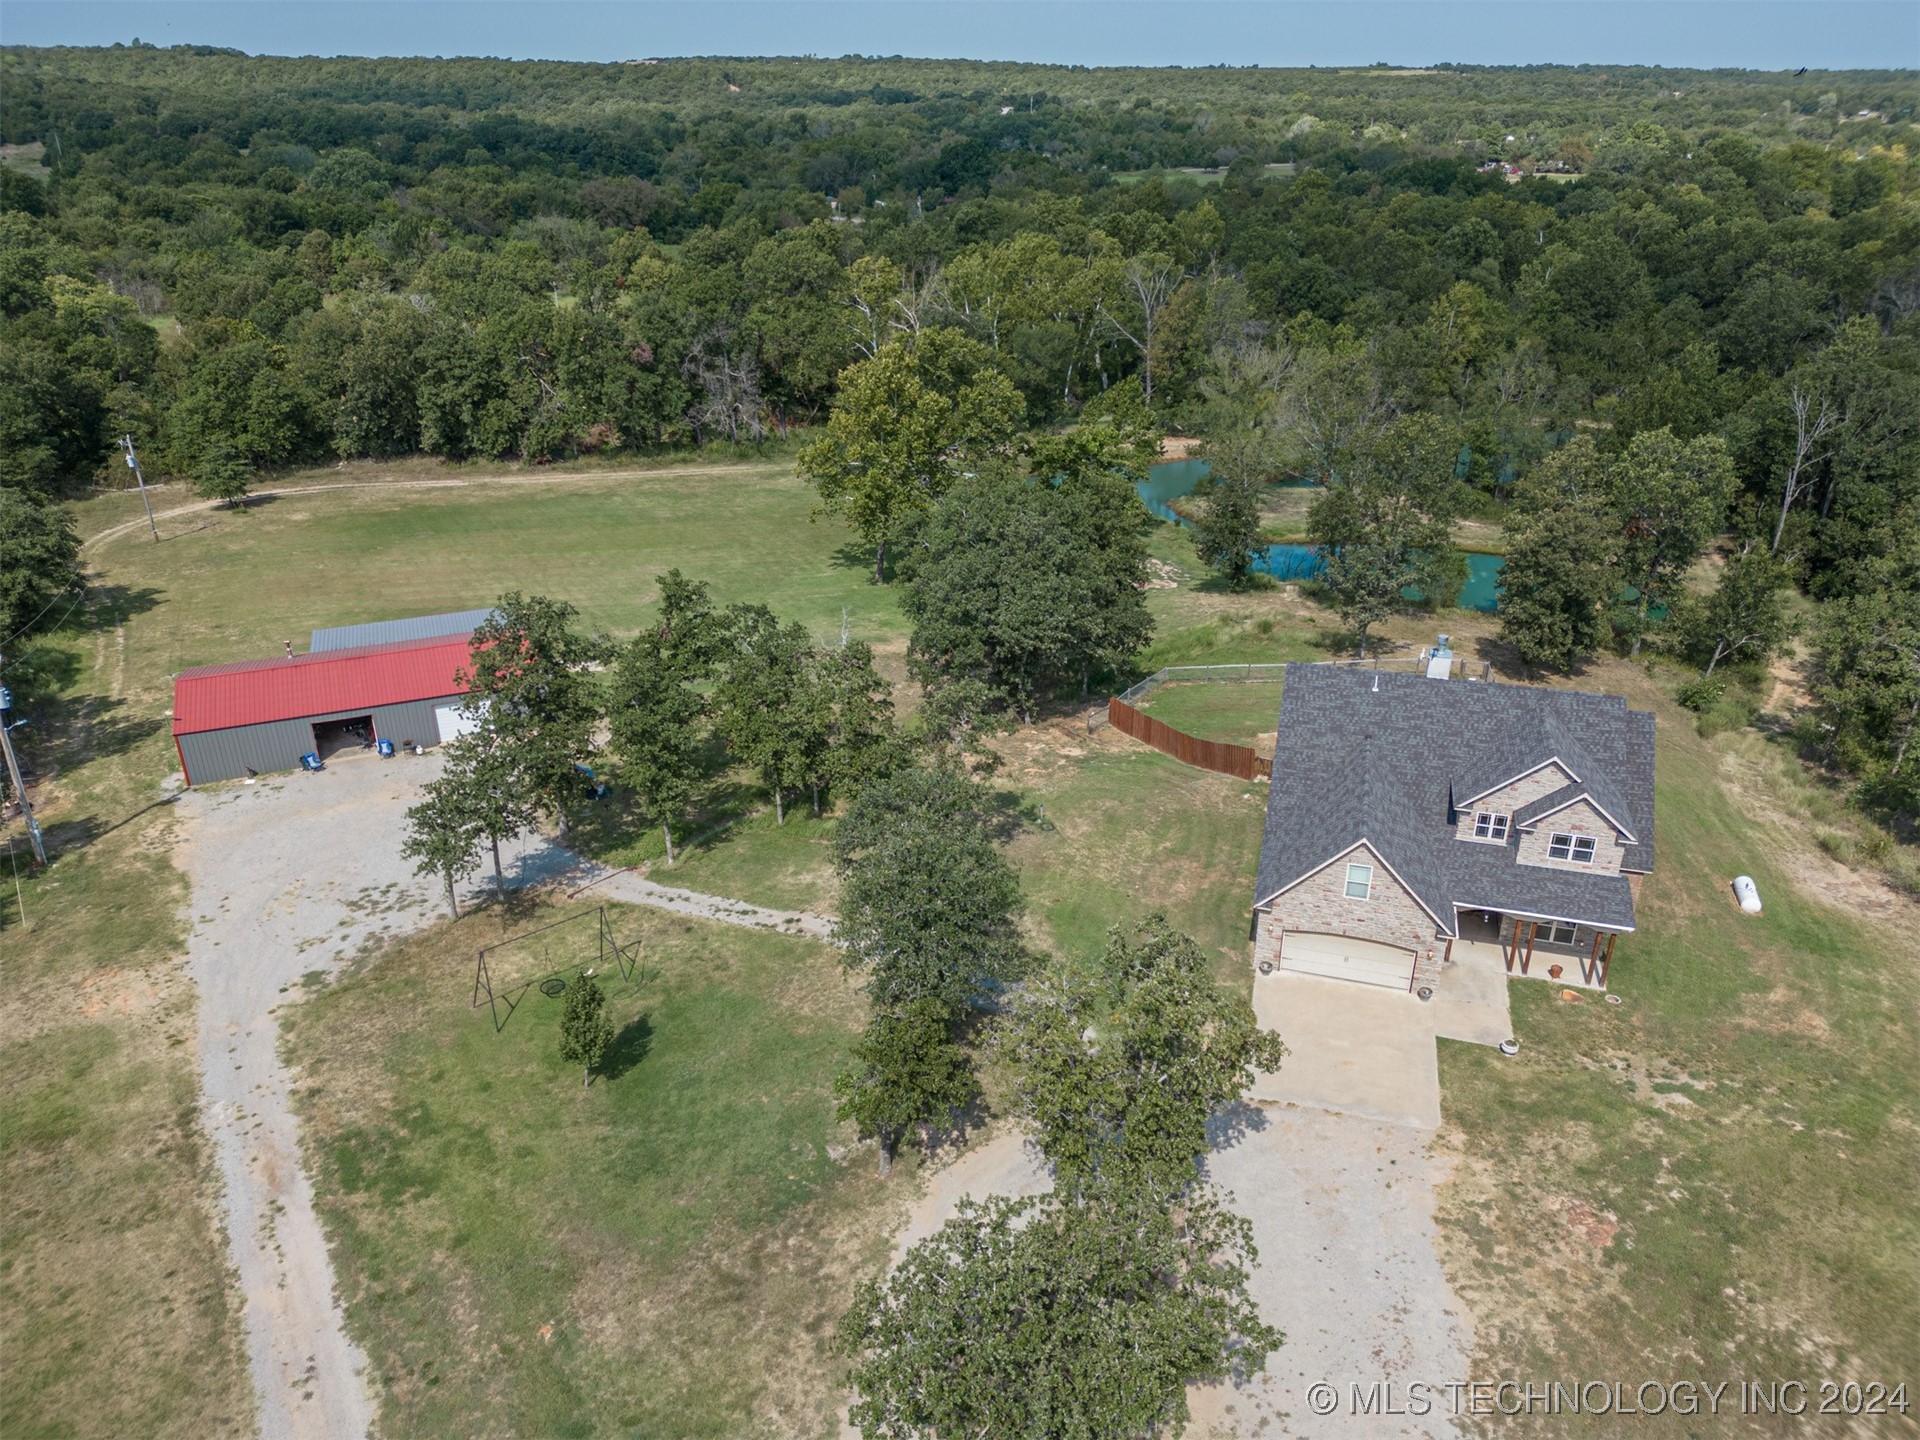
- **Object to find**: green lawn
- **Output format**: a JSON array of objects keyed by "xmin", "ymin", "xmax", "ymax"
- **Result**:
[
  {"xmin": 78, "ymin": 459, "xmax": 903, "ymax": 675},
  {"xmin": 283, "ymin": 901, "xmax": 897, "ymax": 1440},
  {"xmin": 1007, "ymin": 744, "xmax": 1266, "ymax": 974},
  {"xmin": 0, "ymin": 581, "xmax": 253, "ymax": 1438},
  {"xmin": 1137, "ymin": 679, "xmax": 1286, "ymax": 749},
  {"xmin": 4, "ymin": 454, "xmax": 891, "ymax": 1440},
  {"xmin": 572, "ymin": 783, "xmax": 840, "ymax": 916}
]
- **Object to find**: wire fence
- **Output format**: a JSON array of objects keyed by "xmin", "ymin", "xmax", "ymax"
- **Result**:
[
  {"xmin": 1094, "ymin": 656, "xmax": 1453, "ymax": 732},
  {"xmin": 1113, "ymin": 662, "xmax": 1292, "ymax": 708}
]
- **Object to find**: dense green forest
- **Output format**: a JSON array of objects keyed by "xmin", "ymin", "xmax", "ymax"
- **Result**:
[{"xmin": 1, "ymin": 45, "xmax": 1916, "ymax": 801}]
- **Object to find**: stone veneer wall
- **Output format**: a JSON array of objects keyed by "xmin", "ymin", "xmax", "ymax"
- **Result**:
[
  {"xmin": 1514, "ymin": 797, "xmax": 1626, "ymax": 875},
  {"xmin": 1460, "ymin": 762, "xmax": 1575, "ymax": 819},
  {"xmin": 1254, "ymin": 842, "xmax": 1445, "ymax": 988}
]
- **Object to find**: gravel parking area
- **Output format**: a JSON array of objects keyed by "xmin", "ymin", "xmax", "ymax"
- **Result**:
[{"xmin": 176, "ymin": 748, "xmax": 838, "ymax": 1440}]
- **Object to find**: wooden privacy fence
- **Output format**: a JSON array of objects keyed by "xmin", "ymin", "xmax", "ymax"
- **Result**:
[{"xmin": 1107, "ymin": 697, "xmax": 1271, "ymax": 781}]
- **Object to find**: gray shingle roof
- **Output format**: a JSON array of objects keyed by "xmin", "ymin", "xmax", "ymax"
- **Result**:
[
  {"xmin": 309, "ymin": 609, "xmax": 497, "ymax": 654},
  {"xmin": 1254, "ymin": 665, "xmax": 1655, "ymax": 936}
]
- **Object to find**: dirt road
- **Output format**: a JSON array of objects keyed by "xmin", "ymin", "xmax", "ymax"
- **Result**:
[{"xmin": 81, "ymin": 462, "xmax": 777, "ymax": 552}]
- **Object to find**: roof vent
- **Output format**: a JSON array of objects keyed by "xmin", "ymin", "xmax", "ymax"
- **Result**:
[{"xmin": 1371, "ymin": 672, "xmax": 1380, "ymax": 693}]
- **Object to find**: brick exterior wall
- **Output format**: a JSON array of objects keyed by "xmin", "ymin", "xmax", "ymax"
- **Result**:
[
  {"xmin": 1514, "ymin": 797, "xmax": 1626, "ymax": 875},
  {"xmin": 1254, "ymin": 842, "xmax": 1445, "ymax": 988}
]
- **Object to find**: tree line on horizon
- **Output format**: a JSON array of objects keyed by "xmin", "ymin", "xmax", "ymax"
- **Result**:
[{"xmin": 2, "ymin": 47, "xmax": 1915, "ymax": 805}]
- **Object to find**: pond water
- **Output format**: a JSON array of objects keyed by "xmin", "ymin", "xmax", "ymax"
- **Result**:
[{"xmin": 1138, "ymin": 459, "xmax": 1505, "ymax": 613}]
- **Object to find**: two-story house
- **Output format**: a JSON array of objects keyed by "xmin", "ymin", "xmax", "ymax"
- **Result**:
[{"xmin": 1251, "ymin": 663, "xmax": 1655, "ymax": 992}]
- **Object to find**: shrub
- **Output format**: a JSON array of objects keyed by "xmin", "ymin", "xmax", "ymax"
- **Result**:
[{"xmin": 1675, "ymin": 674, "xmax": 1725, "ymax": 713}]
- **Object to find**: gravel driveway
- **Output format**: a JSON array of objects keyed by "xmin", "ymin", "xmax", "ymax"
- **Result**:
[
  {"xmin": 1190, "ymin": 1107, "xmax": 1471, "ymax": 1439},
  {"xmin": 176, "ymin": 749, "xmax": 833, "ymax": 1440},
  {"xmin": 874, "ymin": 1107, "xmax": 1470, "ymax": 1440},
  {"xmin": 176, "ymin": 753, "xmax": 553, "ymax": 1440}
]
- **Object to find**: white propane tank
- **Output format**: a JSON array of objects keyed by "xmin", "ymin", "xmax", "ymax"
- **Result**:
[{"xmin": 1732, "ymin": 875, "xmax": 1762, "ymax": 914}]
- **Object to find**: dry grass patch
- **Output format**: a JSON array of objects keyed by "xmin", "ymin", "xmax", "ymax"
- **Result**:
[{"xmin": 1434, "ymin": 660, "xmax": 1919, "ymax": 1435}]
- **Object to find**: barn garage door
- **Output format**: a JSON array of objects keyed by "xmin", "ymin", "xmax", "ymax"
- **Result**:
[
  {"xmin": 433, "ymin": 703, "xmax": 480, "ymax": 744},
  {"xmin": 1279, "ymin": 932, "xmax": 1415, "ymax": 990}
]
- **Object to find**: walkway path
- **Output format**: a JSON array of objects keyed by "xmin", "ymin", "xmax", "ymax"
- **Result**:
[{"xmin": 565, "ymin": 860, "xmax": 836, "ymax": 942}]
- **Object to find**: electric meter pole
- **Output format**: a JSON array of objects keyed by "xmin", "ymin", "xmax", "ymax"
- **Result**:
[
  {"xmin": 122, "ymin": 435, "xmax": 159, "ymax": 541},
  {"xmin": 0, "ymin": 669, "xmax": 47, "ymax": 866}
]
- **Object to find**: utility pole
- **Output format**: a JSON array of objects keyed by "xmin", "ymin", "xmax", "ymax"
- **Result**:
[
  {"xmin": 122, "ymin": 434, "xmax": 159, "ymax": 541},
  {"xmin": 0, "ymin": 670, "xmax": 47, "ymax": 866}
]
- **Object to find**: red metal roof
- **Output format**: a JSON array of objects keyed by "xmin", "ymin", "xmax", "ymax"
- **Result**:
[{"xmin": 173, "ymin": 634, "xmax": 472, "ymax": 736}]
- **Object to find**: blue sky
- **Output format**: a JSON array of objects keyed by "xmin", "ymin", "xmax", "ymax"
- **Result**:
[{"xmin": 2, "ymin": 1, "xmax": 1914, "ymax": 71}]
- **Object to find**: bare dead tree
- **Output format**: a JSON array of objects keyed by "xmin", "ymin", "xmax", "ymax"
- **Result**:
[
  {"xmin": 682, "ymin": 326, "xmax": 766, "ymax": 444},
  {"xmin": 1096, "ymin": 255, "xmax": 1181, "ymax": 407},
  {"xmin": 1773, "ymin": 382, "xmax": 1841, "ymax": 555}
]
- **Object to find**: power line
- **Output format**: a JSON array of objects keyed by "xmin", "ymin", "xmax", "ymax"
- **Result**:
[{"xmin": 0, "ymin": 584, "xmax": 86, "ymax": 653}]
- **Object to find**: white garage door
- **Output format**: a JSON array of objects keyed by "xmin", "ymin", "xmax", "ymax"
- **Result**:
[
  {"xmin": 433, "ymin": 702, "xmax": 481, "ymax": 744},
  {"xmin": 1279, "ymin": 932, "xmax": 1415, "ymax": 990}
]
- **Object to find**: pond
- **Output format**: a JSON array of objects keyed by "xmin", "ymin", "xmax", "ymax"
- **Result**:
[{"xmin": 1139, "ymin": 460, "xmax": 1506, "ymax": 613}]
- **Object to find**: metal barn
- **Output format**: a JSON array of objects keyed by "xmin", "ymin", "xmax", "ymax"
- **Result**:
[
  {"xmin": 309, "ymin": 607, "xmax": 497, "ymax": 654},
  {"xmin": 172, "ymin": 634, "xmax": 474, "ymax": 785}
]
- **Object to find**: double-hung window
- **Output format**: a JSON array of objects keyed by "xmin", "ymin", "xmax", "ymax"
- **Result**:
[
  {"xmin": 1547, "ymin": 832, "xmax": 1597, "ymax": 864},
  {"xmin": 1343, "ymin": 863, "xmax": 1373, "ymax": 899},
  {"xmin": 1470, "ymin": 811, "xmax": 1510, "ymax": 842}
]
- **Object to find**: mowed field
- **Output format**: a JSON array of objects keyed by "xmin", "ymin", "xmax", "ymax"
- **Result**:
[
  {"xmin": 4, "ymin": 457, "xmax": 1914, "ymax": 1438},
  {"xmin": 281, "ymin": 901, "xmax": 899, "ymax": 1439},
  {"xmin": 1438, "ymin": 661, "xmax": 1920, "ymax": 1432}
]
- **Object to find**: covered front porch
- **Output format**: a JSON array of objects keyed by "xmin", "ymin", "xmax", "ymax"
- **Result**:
[{"xmin": 1449, "ymin": 907, "xmax": 1621, "ymax": 989}]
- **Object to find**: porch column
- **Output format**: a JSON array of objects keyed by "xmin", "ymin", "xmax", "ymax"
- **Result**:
[
  {"xmin": 1522, "ymin": 921, "xmax": 1537, "ymax": 974},
  {"xmin": 1599, "ymin": 932, "xmax": 1617, "ymax": 987}
]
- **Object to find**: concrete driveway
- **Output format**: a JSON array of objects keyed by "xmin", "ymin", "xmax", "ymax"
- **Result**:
[{"xmin": 1249, "ymin": 942, "xmax": 1511, "ymax": 1129}]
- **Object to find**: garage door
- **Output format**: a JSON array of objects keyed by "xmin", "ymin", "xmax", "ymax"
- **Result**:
[
  {"xmin": 433, "ymin": 703, "xmax": 481, "ymax": 744},
  {"xmin": 1279, "ymin": 932, "xmax": 1415, "ymax": 990}
]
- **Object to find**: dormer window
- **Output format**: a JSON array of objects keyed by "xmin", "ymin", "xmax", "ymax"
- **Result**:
[
  {"xmin": 1344, "ymin": 863, "xmax": 1373, "ymax": 899},
  {"xmin": 1469, "ymin": 811, "xmax": 1510, "ymax": 842},
  {"xmin": 1548, "ymin": 832, "xmax": 1597, "ymax": 864}
]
